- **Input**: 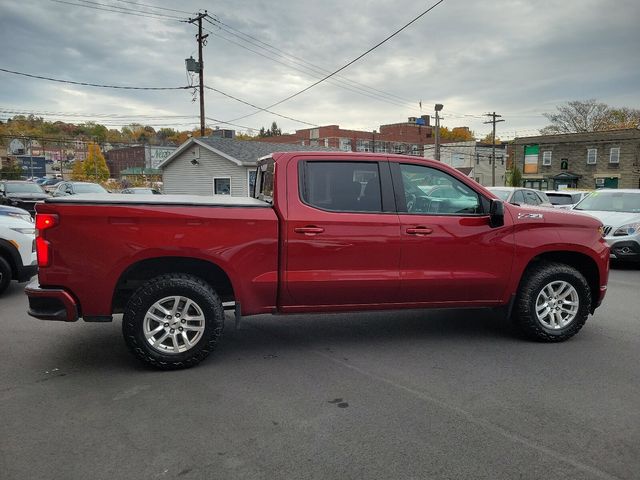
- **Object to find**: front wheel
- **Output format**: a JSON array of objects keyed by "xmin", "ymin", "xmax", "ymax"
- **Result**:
[
  {"xmin": 512, "ymin": 262, "xmax": 591, "ymax": 342},
  {"xmin": 122, "ymin": 274, "xmax": 224, "ymax": 369}
]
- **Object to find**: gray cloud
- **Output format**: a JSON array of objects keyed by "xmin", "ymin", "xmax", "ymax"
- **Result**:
[{"xmin": 1, "ymin": 0, "xmax": 638, "ymax": 139}]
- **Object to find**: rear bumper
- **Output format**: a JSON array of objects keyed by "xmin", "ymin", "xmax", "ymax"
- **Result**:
[{"xmin": 25, "ymin": 281, "xmax": 79, "ymax": 322}]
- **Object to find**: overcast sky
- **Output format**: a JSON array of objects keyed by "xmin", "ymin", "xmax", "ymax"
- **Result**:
[{"xmin": 1, "ymin": 0, "xmax": 639, "ymax": 140}]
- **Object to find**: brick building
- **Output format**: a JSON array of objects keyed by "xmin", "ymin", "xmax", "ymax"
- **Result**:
[
  {"xmin": 512, "ymin": 128, "xmax": 640, "ymax": 190},
  {"xmin": 105, "ymin": 146, "xmax": 146, "ymax": 177},
  {"xmin": 258, "ymin": 116, "xmax": 434, "ymax": 155}
]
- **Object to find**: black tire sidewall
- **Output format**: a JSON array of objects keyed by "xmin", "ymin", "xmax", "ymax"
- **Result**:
[
  {"xmin": 123, "ymin": 275, "xmax": 223, "ymax": 369},
  {"xmin": 0, "ymin": 256, "xmax": 12, "ymax": 295},
  {"xmin": 516, "ymin": 263, "xmax": 591, "ymax": 341}
]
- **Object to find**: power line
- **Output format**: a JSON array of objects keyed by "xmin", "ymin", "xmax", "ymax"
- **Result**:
[
  {"xmin": 200, "ymin": 24, "xmax": 416, "ymax": 111},
  {"xmin": 204, "ymin": 86, "xmax": 318, "ymax": 127},
  {"xmin": 204, "ymin": 17, "xmax": 418, "ymax": 110},
  {"xmin": 0, "ymin": 107, "xmax": 198, "ymax": 120},
  {"xmin": 49, "ymin": 0, "xmax": 186, "ymax": 21},
  {"xmin": 221, "ymin": 0, "xmax": 446, "ymax": 124},
  {"xmin": 204, "ymin": 117, "xmax": 258, "ymax": 132},
  {"xmin": 114, "ymin": 0, "xmax": 192, "ymax": 15},
  {"xmin": 76, "ymin": 0, "xmax": 184, "ymax": 19},
  {"xmin": 0, "ymin": 68, "xmax": 192, "ymax": 90}
]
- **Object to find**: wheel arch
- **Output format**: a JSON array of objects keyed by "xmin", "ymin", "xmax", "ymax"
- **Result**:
[
  {"xmin": 521, "ymin": 251, "xmax": 600, "ymax": 312},
  {"xmin": 112, "ymin": 256, "xmax": 235, "ymax": 314}
]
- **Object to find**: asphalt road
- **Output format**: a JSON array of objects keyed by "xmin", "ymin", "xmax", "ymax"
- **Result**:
[{"xmin": 1, "ymin": 266, "xmax": 639, "ymax": 480}]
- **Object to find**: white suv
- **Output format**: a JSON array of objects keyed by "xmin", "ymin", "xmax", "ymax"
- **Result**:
[
  {"xmin": 572, "ymin": 189, "xmax": 640, "ymax": 263},
  {"xmin": 0, "ymin": 215, "xmax": 37, "ymax": 295}
]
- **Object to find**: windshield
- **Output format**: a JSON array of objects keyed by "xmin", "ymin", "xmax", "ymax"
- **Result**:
[
  {"xmin": 74, "ymin": 183, "xmax": 108, "ymax": 194},
  {"xmin": 489, "ymin": 189, "xmax": 511, "ymax": 201},
  {"xmin": 5, "ymin": 183, "xmax": 46, "ymax": 194},
  {"xmin": 575, "ymin": 191, "xmax": 640, "ymax": 213}
]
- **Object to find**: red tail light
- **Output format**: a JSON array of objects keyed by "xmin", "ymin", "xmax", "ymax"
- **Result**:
[
  {"xmin": 36, "ymin": 214, "xmax": 58, "ymax": 231},
  {"xmin": 35, "ymin": 214, "xmax": 58, "ymax": 267}
]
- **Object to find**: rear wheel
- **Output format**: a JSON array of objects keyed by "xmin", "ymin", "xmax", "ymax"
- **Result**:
[
  {"xmin": 513, "ymin": 262, "xmax": 591, "ymax": 342},
  {"xmin": 0, "ymin": 256, "xmax": 12, "ymax": 295},
  {"xmin": 122, "ymin": 274, "xmax": 224, "ymax": 369}
]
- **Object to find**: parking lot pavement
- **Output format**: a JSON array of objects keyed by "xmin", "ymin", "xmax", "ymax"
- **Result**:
[{"xmin": 1, "ymin": 265, "xmax": 639, "ymax": 480}]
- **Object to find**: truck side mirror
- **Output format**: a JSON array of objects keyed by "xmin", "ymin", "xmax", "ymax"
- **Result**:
[{"xmin": 489, "ymin": 199, "xmax": 504, "ymax": 228}]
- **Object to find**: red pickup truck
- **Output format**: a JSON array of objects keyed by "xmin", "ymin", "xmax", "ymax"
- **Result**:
[{"xmin": 26, "ymin": 152, "xmax": 609, "ymax": 369}]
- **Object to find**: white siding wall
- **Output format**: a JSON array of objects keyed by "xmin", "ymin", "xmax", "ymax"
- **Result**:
[{"xmin": 162, "ymin": 146, "xmax": 251, "ymax": 196}]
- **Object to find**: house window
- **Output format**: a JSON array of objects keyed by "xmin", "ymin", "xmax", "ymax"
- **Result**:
[
  {"xmin": 213, "ymin": 177, "xmax": 231, "ymax": 195},
  {"xmin": 542, "ymin": 151, "xmax": 552, "ymax": 166},
  {"xmin": 356, "ymin": 139, "xmax": 371, "ymax": 152},
  {"xmin": 393, "ymin": 143, "xmax": 405, "ymax": 154},
  {"xmin": 609, "ymin": 147, "xmax": 620, "ymax": 164},
  {"xmin": 339, "ymin": 138, "xmax": 352, "ymax": 151},
  {"xmin": 587, "ymin": 148, "xmax": 597, "ymax": 165},
  {"xmin": 560, "ymin": 159, "xmax": 568, "ymax": 170}
]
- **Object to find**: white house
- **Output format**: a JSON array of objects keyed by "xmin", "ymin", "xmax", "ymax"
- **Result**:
[{"xmin": 158, "ymin": 136, "xmax": 335, "ymax": 196}]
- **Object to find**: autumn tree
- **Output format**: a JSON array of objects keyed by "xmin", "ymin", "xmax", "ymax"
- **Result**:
[
  {"xmin": 0, "ymin": 158, "xmax": 23, "ymax": 180},
  {"xmin": 540, "ymin": 99, "xmax": 640, "ymax": 134},
  {"xmin": 479, "ymin": 133, "xmax": 502, "ymax": 144},
  {"xmin": 82, "ymin": 143, "xmax": 110, "ymax": 181},
  {"xmin": 70, "ymin": 159, "xmax": 86, "ymax": 181},
  {"xmin": 258, "ymin": 121, "xmax": 282, "ymax": 137},
  {"xmin": 439, "ymin": 126, "xmax": 474, "ymax": 142}
]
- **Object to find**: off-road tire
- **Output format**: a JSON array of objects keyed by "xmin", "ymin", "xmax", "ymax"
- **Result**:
[
  {"xmin": 122, "ymin": 273, "xmax": 224, "ymax": 370},
  {"xmin": 0, "ymin": 255, "xmax": 12, "ymax": 295},
  {"xmin": 513, "ymin": 261, "xmax": 591, "ymax": 342}
]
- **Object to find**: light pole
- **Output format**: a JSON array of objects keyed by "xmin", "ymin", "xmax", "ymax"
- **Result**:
[{"xmin": 434, "ymin": 104, "xmax": 443, "ymax": 161}]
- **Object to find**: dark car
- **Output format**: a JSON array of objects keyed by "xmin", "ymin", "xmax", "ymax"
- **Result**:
[
  {"xmin": 121, "ymin": 187, "xmax": 162, "ymax": 195},
  {"xmin": 0, "ymin": 180, "xmax": 50, "ymax": 216},
  {"xmin": 52, "ymin": 181, "xmax": 109, "ymax": 197}
]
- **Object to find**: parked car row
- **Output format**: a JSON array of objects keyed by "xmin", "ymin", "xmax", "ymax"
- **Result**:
[{"xmin": 1, "ymin": 180, "xmax": 164, "ymax": 217}]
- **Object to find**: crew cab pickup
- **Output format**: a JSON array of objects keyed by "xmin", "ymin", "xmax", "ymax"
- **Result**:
[{"xmin": 26, "ymin": 152, "xmax": 609, "ymax": 369}]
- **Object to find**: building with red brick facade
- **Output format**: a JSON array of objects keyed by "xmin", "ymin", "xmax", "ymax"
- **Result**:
[{"xmin": 258, "ymin": 116, "xmax": 434, "ymax": 155}]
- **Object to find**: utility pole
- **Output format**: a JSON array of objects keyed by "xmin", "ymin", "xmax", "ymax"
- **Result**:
[
  {"xmin": 484, "ymin": 112, "xmax": 505, "ymax": 186},
  {"xmin": 434, "ymin": 104, "xmax": 443, "ymax": 161},
  {"xmin": 188, "ymin": 11, "xmax": 209, "ymax": 137}
]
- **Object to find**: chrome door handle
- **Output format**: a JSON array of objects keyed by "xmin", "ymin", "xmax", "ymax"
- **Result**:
[
  {"xmin": 294, "ymin": 226, "xmax": 325, "ymax": 235},
  {"xmin": 406, "ymin": 227, "xmax": 433, "ymax": 235}
]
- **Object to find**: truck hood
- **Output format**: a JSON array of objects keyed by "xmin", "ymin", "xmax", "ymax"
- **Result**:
[{"xmin": 507, "ymin": 203, "xmax": 602, "ymax": 228}]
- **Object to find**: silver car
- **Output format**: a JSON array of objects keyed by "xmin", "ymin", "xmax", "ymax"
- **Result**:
[
  {"xmin": 545, "ymin": 190, "xmax": 592, "ymax": 209},
  {"xmin": 488, "ymin": 187, "xmax": 554, "ymax": 208},
  {"xmin": 572, "ymin": 189, "xmax": 640, "ymax": 262}
]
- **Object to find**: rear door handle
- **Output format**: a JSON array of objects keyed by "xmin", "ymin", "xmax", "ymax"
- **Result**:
[
  {"xmin": 406, "ymin": 226, "xmax": 433, "ymax": 236},
  {"xmin": 294, "ymin": 226, "xmax": 325, "ymax": 235}
]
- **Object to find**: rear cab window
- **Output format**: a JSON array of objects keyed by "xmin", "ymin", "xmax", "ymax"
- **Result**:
[{"xmin": 299, "ymin": 161, "xmax": 387, "ymax": 213}]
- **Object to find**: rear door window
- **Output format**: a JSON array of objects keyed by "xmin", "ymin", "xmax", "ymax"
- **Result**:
[{"xmin": 300, "ymin": 161, "xmax": 382, "ymax": 213}]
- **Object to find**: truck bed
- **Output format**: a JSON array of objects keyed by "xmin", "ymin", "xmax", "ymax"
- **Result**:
[{"xmin": 45, "ymin": 193, "xmax": 270, "ymax": 207}]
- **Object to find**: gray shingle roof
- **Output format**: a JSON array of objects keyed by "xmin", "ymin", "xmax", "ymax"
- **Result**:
[{"xmin": 197, "ymin": 136, "xmax": 337, "ymax": 165}]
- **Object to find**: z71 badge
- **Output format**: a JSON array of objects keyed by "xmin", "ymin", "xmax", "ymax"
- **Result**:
[{"xmin": 518, "ymin": 213, "xmax": 544, "ymax": 219}]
